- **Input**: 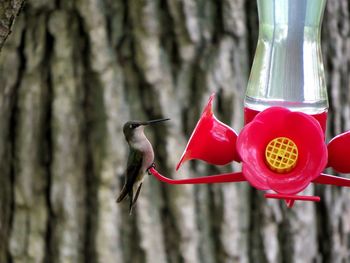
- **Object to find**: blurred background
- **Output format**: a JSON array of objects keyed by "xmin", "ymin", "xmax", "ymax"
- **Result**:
[{"xmin": 1, "ymin": 0, "xmax": 350, "ymax": 262}]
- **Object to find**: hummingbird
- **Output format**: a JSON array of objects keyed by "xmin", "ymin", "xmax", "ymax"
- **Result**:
[{"xmin": 116, "ymin": 118, "xmax": 170, "ymax": 214}]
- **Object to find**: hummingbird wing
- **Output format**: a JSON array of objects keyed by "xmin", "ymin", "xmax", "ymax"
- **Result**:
[{"xmin": 116, "ymin": 149, "xmax": 143, "ymax": 203}]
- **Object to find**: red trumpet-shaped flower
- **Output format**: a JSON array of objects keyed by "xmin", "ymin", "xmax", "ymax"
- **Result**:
[{"xmin": 236, "ymin": 107, "xmax": 328, "ymax": 195}]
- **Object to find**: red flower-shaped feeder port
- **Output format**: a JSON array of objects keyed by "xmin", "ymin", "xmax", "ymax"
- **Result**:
[
  {"xmin": 327, "ymin": 131, "xmax": 350, "ymax": 174},
  {"xmin": 176, "ymin": 94, "xmax": 239, "ymax": 169},
  {"xmin": 148, "ymin": 94, "xmax": 350, "ymax": 208},
  {"xmin": 237, "ymin": 107, "xmax": 327, "ymax": 195}
]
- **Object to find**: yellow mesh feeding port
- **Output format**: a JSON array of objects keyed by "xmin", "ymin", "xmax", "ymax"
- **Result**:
[{"xmin": 265, "ymin": 137, "xmax": 298, "ymax": 173}]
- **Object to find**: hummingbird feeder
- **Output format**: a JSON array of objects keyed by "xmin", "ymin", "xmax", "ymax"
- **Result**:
[{"xmin": 148, "ymin": 0, "xmax": 350, "ymax": 207}]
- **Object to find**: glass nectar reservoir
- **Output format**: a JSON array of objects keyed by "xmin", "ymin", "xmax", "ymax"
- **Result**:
[{"xmin": 245, "ymin": 0, "xmax": 328, "ymax": 128}]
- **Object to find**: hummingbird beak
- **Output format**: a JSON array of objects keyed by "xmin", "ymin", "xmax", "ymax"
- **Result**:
[{"xmin": 141, "ymin": 118, "xmax": 170, "ymax": 126}]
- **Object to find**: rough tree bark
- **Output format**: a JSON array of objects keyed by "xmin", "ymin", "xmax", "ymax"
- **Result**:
[
  {"xmin": 0, "ymin": 0, "xmax": 350, "ymax": 263},
  {"xmin": 0, "ymin": 0, "xmax": 25, "ymax": 51}
]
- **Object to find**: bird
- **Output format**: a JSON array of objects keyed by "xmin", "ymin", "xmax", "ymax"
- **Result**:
[{"xmin": 116, "ymin": 118, "xmax": 170, "ymax": 214}]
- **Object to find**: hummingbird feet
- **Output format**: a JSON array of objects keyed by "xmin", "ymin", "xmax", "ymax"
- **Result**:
[{"xmin": 147, "ymin": 162, "xmax": 156, "ymax": 175}]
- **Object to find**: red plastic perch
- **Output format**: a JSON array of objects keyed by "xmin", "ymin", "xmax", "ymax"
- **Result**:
[
  {"xmin": 312, "ymin": 173, "xmax": 350, "ymax": 187},
  {"xmin": 264, "ymin": 193, "xmax": 321, "ymax": 202},
  {"xmin": 264, "ymin": 193, "xmax": 320, "ymax": 208},
  {"xmin": 148, "ymin": 167, "xmax": 246, "ymax": 185}
]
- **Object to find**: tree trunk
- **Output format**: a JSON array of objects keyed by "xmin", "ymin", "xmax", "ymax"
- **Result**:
[{"xmin": 0, "ymin": 0, "xmax": 350, "ymax": 262}]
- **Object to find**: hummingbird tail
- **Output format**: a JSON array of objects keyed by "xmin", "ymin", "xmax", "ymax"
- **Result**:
[
  {"xmin": 116, "ymin": 186, "xmax": 128, "ymax": 203},
  {"xmin": 129, "ymin": 183, "xmax": 143, "ymax": 215}
]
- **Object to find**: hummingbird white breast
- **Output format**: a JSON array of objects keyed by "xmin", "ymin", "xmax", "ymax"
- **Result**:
[{"xmin": 130, "ymin": 127, "xmax": 154, "ymax": 173}]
